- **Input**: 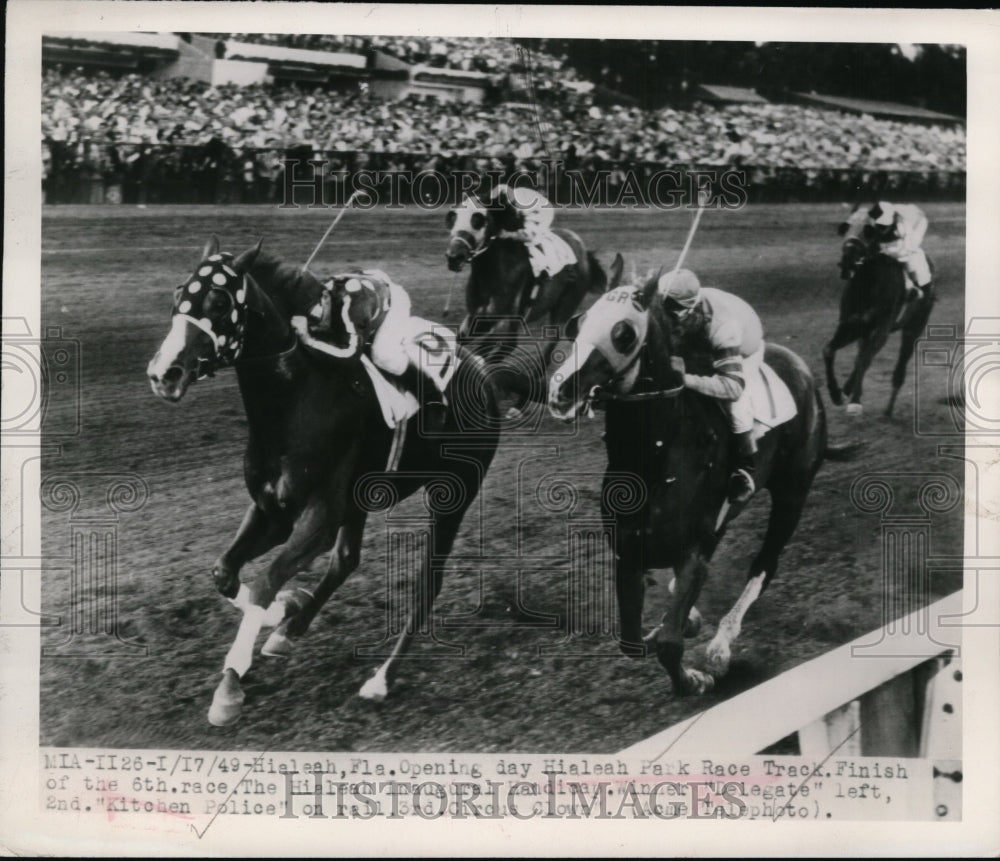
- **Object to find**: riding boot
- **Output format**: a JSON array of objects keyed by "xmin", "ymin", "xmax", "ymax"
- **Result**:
[{"xmin": 729, "ymin": 430, "xmax": 757, "ymax": 505}]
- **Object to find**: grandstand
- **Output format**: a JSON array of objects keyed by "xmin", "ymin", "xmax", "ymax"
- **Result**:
[{"xmin": 41, "ymin": 32, "xmax": 966, "ymax": 206}]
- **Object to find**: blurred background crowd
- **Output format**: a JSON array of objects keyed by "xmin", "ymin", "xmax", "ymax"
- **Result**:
[{"xmin": 41, "ymin": 36, "xmax": 966, "ymax": 206}]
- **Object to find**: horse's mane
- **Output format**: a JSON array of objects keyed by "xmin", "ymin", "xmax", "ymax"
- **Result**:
[{"xmin": 248, "ymin": 249, "xmax": 326, "ymax": 319}]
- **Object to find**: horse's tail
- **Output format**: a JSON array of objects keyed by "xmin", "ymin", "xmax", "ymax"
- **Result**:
[{"xmin": 586, "ymin": 251, "xmax": 608, "ymax": 294}]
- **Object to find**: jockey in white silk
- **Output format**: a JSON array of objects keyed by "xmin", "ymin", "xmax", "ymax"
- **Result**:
[
  {"xmin": 491, "ymin": 184, "xmax": 556, "ymax": 241},
  {"xmin": 658, "ymin": 269, "xmax": 765, "ymax": 505},
  {"xmin": 868, "ymin": 201, "xmax": 931, "ymax": 299}
]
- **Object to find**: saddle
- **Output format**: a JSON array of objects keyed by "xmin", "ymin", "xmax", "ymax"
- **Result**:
[{"xmin": 502, "ymin": 229, "xmax": 576, "ymax": 280}]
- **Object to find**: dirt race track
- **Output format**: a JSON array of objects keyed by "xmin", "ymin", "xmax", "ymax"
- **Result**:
[{"xmin": 39, "ymin": 202, "xmax": 965, "ymax": 752}]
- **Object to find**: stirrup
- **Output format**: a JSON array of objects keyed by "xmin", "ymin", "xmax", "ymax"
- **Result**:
[{"xmin": 728, "ymin": 469, "xmax": 755, "ymax": 505}]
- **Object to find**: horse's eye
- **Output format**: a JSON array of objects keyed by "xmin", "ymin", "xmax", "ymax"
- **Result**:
[
  {"xmin": 445, "ymin": 210, "xmax": 456, "ymax": 229},
  {"xmin": 470, "ymin": 212, "xmax": 486, "ymax": 231},
  {"xmin": 204, "ymin": 288, "xmax": 233, "ymax": 315},
  {"xmin": 611, "ymin": 320, "xmax": 637, "ymax": 355}
]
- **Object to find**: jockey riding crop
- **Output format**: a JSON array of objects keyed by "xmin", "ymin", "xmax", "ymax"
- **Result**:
[
  {"xmin": 671, "ymin": 185, "xmax": 712, "ymax": 274},
  {"xmin": 301, "ymin": 189, "xmax": 368, "ymax": 274}
]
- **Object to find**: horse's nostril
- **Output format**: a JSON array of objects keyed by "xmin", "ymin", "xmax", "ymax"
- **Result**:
[{"xmin": 162, "ymin": 366, "xmax": 184, "ymax": 386}]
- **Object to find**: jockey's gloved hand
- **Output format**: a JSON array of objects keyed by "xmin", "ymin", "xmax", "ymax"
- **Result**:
[{"xmin": 669, "ymin": 356, "xmax": 686, "ymax": 377}]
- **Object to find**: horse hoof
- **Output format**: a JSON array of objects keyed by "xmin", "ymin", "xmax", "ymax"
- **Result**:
[
  {"xmin": 846, "ymin": 402, "xmax": 863, "ymax": 416},
  {"xmin": 682, "ymin": 668, "xmax": 715, "ymax": 695},
  {"xmin": 208, "ymin": 670, "xmax": 244, "ymax": 726},
  {"xmin": 705, "ymin": 640, "xmax": 731, "ymax": 677},
  {"xmin": 261, "ymin": 630, "xmax": 293, "ymax": 658},
  {"xmin": 684, "ymin": 607, "xmax": 703, "ymax": 638},
  {"xmin": 618, "ymin": 639, "xmax": 647, "ymax": 660},
  {"xmin": 829, "ymin": 391, "xmax": 844, "ymax": 407},
  {"xmin": 358, "ymin": 674, "xmax": 388, "ymax": 702},
  {"xmin": 504, "ymin": 406, "xmax": 523, "ymax": 421}
]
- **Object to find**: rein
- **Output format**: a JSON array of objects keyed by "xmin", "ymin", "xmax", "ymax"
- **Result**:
[{"xmin": 584, "ymin": 343, "xmax": 685, "ymax": 410}]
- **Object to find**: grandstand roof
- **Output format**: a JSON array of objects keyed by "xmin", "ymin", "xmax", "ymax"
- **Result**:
[
  {"xmin": 791, "ymin": 91, "xmax": 963, "ymax": 124},
  {"xmin": 225, "ymin": 40, "xmax": 366, "ymax": 69},
  {"xmin": 692, "ymin": 84, "xmax": 768, "ymax": 104}
]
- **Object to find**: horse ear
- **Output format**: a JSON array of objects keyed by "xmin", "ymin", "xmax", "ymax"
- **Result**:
[
  {"xmin": 637, "ymin": 266, "xmax": 664, "ymax": 309},
  {"xmin": 233, "ymin": 237, "xmax": 263, "ymax": 272},
  {"xmin": 609, "ymin": 253, "xmax": 625, "ymax": 289},
  {"xmin": 836, "ymin": 222, "xmax": 850, "ymax": 236},
  {"xmin": 202, "ymin": 235, "xmax": 220, "ymax": 260}
]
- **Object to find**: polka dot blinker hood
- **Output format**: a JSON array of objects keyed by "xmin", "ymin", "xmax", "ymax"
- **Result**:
[{"xmin": 172, "ymin": 246, "xmax": 254, "ymax": 369}]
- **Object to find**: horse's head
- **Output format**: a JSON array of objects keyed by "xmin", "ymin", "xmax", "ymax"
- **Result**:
[
  {"xmin": 147, "ymin": 235, "xmax": 263, "ymax": 402},
  {"xmin": 836, "ymin": 208, "xmax": 876, "ymax": 280},
  {"xmin": 445, "ymin": 194, "xmax": 493, "ymax": 272},
  {"xmin": 548, "ymin": 254, "xmax": 671, "ymax": 421}
]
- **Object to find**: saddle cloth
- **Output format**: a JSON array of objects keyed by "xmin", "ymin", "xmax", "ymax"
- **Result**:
[
  {"xmin": 525, "ymin": 231, "xmax": 577, "ymax": 279},
  {"xmin": 363, "ymin": 317, "xmax": 461, "ymax": 429},
  {"xmin": 749, "ymin": 359, "xmax": 798, "ymax": 441}
]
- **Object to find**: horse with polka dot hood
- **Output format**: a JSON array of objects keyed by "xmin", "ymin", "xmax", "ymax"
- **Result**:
[{"xmin": 146, "ymin": 236, "xmax": 500, "ymax": 725}]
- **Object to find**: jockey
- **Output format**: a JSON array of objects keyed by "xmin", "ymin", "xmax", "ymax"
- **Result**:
[
  {"xmin": 291, "ymin": 269, "xmax": 448, "ymax": 419},
  {"xmin": 867, "ymin": 201, "xmax": 931, "ymax": 299},
  {"xmin": 490, "ymin": 183, "xmax": 556, "ymax": 243},
  {"xmin": 657, "ymin": 269, "xmax": 764, "ymax": 506}
]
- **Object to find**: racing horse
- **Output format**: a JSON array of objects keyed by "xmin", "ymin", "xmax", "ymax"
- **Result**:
[
  {"xmin": 548, "ymin": 258, "xmax": 857, "ymax": 695},
  {"xmin": 445, "ymin": 193, "xmax": 608, "ymax": 407},
  {"xmin": 147, "ymin": 237, "xmax": 499, "ymax": 724},
  {"xmin": 823, "ymin": 207, "xmax": 936, "ymax": 417}
]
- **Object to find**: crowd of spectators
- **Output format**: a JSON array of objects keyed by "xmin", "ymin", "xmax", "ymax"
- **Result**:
[{"xmin": 43, "ymin": 66, "xmax": 966, "ymax": 170}]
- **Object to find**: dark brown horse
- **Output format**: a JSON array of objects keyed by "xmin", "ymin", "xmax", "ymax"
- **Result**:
[
  {"xmin": 147, "ymin": 237, "xmax": 499, "ymax": 724},
  {"xmin": 548, "ymin": 259, "xmax": 857, "ymax": 695},
  {"xmin": 824, "ymin": 208, "xmax": 936, "ymax": 417},
  {"xmin": 445, "ymin": 194, "xmax": 607, "ymax": 407}
]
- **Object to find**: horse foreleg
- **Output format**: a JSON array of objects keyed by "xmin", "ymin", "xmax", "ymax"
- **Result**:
[
  {"xmin": 211, "ymin": 502, "xmax": 292, "ymax": 600},
  {"xmin": 358, "ymin": 512, "xmax": 463, "ymax": 702},
  {"xmin": 209, "ymin": 499, "xmax": 335, "ymax": 726},
  {"xmin": 653, "ymin": 552, "xmax": 713, "ymax": 695},
  {"xmin": 887, "ymin": 299, "xmax": 934, "ymax": 418},
  {"xmin": 823, "ymin": 320, "xmax": 863, "ymax": 406},
  {"xmin": 262, "ymin": 509, "xmax": 368, "ymax": 656},
  {"xmin": 845, "ymin": 326, "xmax": 890, "ymax": 410},
  {"xmin": 615, "ymin": 552, "xmax": 647, "ymax": 659}
]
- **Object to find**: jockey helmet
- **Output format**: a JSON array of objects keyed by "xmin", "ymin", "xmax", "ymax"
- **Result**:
[
  {"xmin": 658, "ymin": 269, "xmax": 702, "ymax": 314},
  {"xmin": 869, "ymin": 202, "xmax": 895, "ymax": 227}
]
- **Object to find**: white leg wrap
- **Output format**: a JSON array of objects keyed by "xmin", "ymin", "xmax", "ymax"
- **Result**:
[
  {"xmin": 227, "ymin": 583, "xmax": 252, "ymax": 612},
  {"xmin": 224, "ymin": 605, "xmax": 266, "ymax": 677},
  {"xmin": 263, "ymin": 599, "xmax": 287, "ymax": 628}
]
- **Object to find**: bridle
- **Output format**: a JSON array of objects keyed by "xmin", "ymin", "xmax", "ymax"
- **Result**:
[
  {"xmin": 449, "ymin": 227, "xmax": 493, "ymax": 263},
  {"xmin": 582, "ymin": 340, "xmax": 685, "ymax": 412}
]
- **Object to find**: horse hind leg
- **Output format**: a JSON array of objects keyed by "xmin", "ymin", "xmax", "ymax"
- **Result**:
[
  {"xmin": 706, "ymin": 485, "xmax": 809, "ymax": 676},
  {"xmin": 358, "ymin": 508, "xmax": 466, "ymax": 702}
]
